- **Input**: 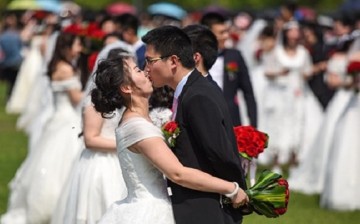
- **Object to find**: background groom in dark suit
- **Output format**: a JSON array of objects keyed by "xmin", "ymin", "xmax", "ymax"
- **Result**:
[
  {"xmin": 142, "ymin": 25, "xmax": 249, "ymax": 224},
  {"xmin": 201, "ymin": 12, "xmax": 258, "ymax": 127}
]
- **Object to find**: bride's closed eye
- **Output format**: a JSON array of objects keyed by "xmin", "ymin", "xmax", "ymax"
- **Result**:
[{"xmin": 132, "ymin": 66, "xmax": 142, "ymax": 73}]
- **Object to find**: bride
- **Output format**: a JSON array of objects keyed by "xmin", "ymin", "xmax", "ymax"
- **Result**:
[{"xmin": 90, "ymin": 56, "xmax": 249, "ymax": 223}]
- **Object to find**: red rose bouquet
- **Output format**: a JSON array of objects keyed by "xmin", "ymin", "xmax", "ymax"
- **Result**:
[
  {"xmin": 224, "ymin": 170, "xmax": 290, "ymax": 218},
  {"xmin": 233, "ymin": 126, "xmax": 268, "ymax": 160},
  {"xmin": 161, "ymin": 121, "xmax": 180, "ymax": 147}
]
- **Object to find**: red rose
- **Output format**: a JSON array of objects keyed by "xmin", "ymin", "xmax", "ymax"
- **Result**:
[
  {"xmin": 347, "ymin": 61, "xmax": 360, "ymax": 75},
  {"xmin": 162, "ymin": 121, "xmax": 180, "ymax": 147},
  {"xmin": 226, "ymin": 61, "xmax": 239, "ymax": 72},
  {"xmin": 87, "ymin": 52, "xmax": 99, "ymax": 73},
  {"xmin": 63, "ymin": 23, "xmax": 86, "ymax": 36},
  {"xmin": 164, "ymin": 121, "xmax": 178, "ymax": 133},
  {"xmin": 233, "ymin": 126, "xmax": 268, "ymax": 159},
  {"xmin": 274, "ymin": 208, "xmax": 287, "ymax": 215}
]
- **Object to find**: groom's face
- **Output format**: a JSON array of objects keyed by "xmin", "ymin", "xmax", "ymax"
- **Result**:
[{"xmin": 144, "ymin": 45, "xmax": 171, "ymax": 88}]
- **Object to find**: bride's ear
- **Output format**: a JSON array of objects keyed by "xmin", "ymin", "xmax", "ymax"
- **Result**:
[{"xmin": 119, "ymin": 84, "xmax": 132, "ymax": 94}]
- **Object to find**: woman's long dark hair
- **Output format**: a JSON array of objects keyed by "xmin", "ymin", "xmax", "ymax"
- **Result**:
[
  {"xmin": 91, "ymin": 56, "xmax": 131, "ymax": 118},
  {"xmin": 47, "ymin": 32, "xmax": 77, "ymax": 79}
]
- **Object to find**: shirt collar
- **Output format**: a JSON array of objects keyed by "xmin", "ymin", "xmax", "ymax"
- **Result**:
[{"xmin": 174, "ymin": 69, "xmax": 193, "ymax": 99}]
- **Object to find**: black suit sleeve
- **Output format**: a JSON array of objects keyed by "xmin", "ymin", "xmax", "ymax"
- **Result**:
[
  {"xmin": 184, "ymin": 94, "xmax": 246, "ymax": 185},
  {"xmin": 236, "ymin": 51, "xmax": 258, "ymax": 127}
]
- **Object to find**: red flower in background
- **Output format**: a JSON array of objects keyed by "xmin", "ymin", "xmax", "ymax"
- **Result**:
[
  {"xmin": 226, "ymin": 61, "xmax": 239, "ymax": 72},
  {"xmin": 87, "ymin": 52, "xmax": 99, "ymax": 72},
  {"xmin": 233, "ymin": 126, "xmax": 268, "ymax": 160},
  {"xmin": 63, "ymin": 23, "xmax": 86, "ymax": 36},
  {"xmin": 86, "ymin": 22, "xmax": 106, "ymax": 40}
]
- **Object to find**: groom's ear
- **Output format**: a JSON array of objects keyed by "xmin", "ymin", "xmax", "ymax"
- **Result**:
[
  {"xmin": 193, "ymin": 52, "xmax": 201, "ymax": 65},
  {"xmin": 169, "ymin": 55, "xmax": 181, "ymax": 68}
]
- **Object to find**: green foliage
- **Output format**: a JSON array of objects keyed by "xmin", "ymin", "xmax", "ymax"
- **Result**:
[{"xmin": 0, "ymin": 81, "xmax": 27, "ymax": 214}]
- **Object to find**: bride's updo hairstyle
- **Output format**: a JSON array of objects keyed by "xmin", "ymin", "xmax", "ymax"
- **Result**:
[{"xmin": 91, "ymin": 56, "xmax": 132, "ymax": 118}]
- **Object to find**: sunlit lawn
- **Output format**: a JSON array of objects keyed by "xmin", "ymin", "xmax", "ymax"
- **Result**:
[{"xmin": 0, "ymin": 81, "xmax": 360, "ymax": 223}]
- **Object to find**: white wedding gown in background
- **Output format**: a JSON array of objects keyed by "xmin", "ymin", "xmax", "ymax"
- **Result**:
[
  {"xmin": 0, "ymin": 77, "xmax": 84, "ymax": 224},
  {"xmin": 321, "ymin": 91, "xmax": 360, "ymax": 210},
  {"xmin": 51, "ymin": 108, "xmax": 127, "ymax": 224},
  {"xmin": 288, "ymin": 54, "xmax": 352, "ymax": 194},
  {"xmin": 5, "ymin": 36, "xmax": 43, "ymax": 114},
  {"xmin": 99, "ymin": 117, "xmax": 175, "ymax": 224}
]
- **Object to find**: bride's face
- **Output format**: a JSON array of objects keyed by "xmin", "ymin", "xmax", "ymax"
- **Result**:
[{"xmin": 125, "ymin": 58, "xmax": 153, "ymax": 97}]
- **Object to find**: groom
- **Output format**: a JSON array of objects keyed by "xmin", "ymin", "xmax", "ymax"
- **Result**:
[{"xmin": 142, "ymin": 26, "xmax": 249, "ymax": 224}]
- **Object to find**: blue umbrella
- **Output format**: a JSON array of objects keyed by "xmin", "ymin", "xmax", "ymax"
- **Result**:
[
  {"xmin": 148, "ymin": 2, "xmax": 187, "ymax": 21},
  {"xmin": 36, "ymin": 0, "xmax": 61, "ymax": 13}
]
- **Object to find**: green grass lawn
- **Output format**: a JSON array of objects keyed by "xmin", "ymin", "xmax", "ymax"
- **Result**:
[{"xmin": 0, "ymin": 81, "xmax": 360, "ymax": 223}]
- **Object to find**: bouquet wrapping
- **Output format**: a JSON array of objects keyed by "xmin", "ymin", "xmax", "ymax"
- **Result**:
[
  {"xmin": 224, "ymin": 170, "xmax": 290, "ymax": 218},
  {"xmin": 246, "ymin": 170, "xmax": 289, "ymax": 218}
]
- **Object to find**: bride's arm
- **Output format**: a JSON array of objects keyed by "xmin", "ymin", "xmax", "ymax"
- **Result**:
[
  {"xmin": 130, "ymin": 137, "xmax": 248, "ymax": 205},
  {"xmin": 83, "ymin": 105, "xmax": 116, "ymax": 152}
]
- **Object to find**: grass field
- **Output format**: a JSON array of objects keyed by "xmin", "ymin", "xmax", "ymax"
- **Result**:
[{"xmin": 0, "ymin": 81, "xmax": 360, "ymax": 223}]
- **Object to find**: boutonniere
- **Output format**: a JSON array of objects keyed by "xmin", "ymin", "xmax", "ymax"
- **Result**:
[
  {"xmin": 161, "ymin": 121, "xmax": 180, "ymax": 147},
  {"xmin": 226, "ymin": 61, "xmax": 239, "ymax": 73},
  {"xmin": 226, "ymin": 61, "xmax": 239, "ymax": 81}
]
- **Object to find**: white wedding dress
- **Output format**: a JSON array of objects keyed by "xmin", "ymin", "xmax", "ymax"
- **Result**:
[
  {"xmin": 51, "ymin": 108, "xmax": 128, "ymax": 224},
  {"xmin": 320, "ymin": 90, "xmax": 360, "ymax": 210},
  {"xmin": 288, "ymin": 54, "xmax": 352, "ymax": 194},
  {"xmin": 0, "ymin": 77, "xmax": 84, "ymax": 224},
  {"xmin": 5, "ymin": 36, "xmax": 43, "ymax": 114},
  {"xmin": 259, "ymin": 45, "xmax": 312, "ymax": 165},
  {"xmin": 99, "ymin": 117, "xmax": 175, "ymax": 224}
]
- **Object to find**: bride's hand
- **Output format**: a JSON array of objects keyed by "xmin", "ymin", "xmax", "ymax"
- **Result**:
[{"xmin": 232, "ymin": 188, "xmax": 249, "ymax": 209}]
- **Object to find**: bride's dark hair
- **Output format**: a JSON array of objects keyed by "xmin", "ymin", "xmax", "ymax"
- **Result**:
[{"xmin": 91, "ymin": 56, "xmax": 131, "ymax": 118}]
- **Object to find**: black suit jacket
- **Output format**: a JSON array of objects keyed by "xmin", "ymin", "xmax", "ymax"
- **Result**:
[
  {"xmin": 168, "ymin": 69, "xmax": 248, "ymax": 224},
  {"xmin": 222, "ymin": 49, "xmax": 257, "ymax": 127}
]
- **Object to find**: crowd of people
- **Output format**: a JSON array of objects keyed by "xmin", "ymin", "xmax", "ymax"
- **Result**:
[{"xmin": 0, "ymin": 0, "xmax": 359, "ymax": 223}]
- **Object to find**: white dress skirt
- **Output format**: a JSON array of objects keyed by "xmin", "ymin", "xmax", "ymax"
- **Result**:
[{"xmin": 320, "ymin": 91, "xmax": 360, "ymax": 210}]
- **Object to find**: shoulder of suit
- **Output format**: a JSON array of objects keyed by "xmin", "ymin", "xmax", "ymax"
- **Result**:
[{"xmin": 224, "ymin": 48, "xmax": 242, "ymax": 57}]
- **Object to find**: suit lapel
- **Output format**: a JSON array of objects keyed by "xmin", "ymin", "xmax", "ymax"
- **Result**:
[
  {"xmin": 223, "ymin": 49, "xmax": 230, "ymax": 89},
  {"xmin": 178, "ymin": 70, "xmax": 200, "ymax": 101},
  {"xmin": 175, "ymin": 69, "xmax": 201, "ymax": 120}
]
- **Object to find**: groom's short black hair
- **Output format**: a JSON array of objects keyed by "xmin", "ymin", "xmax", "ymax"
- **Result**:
[
  {"xmin": 183, "ymin": 24, "xmax": 218, "ymax": 71},
  {"xmin": 141, "ymin": 25, "xmax": 195, "ymax": 69}
]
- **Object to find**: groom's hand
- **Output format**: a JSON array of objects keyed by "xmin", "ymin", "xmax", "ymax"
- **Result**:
[{"xmin": 232, "ymin": 188, "xmax": 249, "ymax": 209}]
